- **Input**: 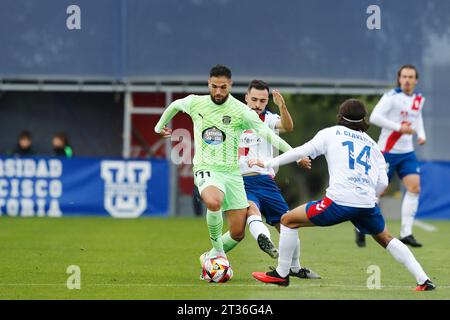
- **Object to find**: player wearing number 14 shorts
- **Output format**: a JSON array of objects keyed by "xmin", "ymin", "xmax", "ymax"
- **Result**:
[{"xmin": 250, "ymin": 99, "xmax": 435, "ymax": 291}]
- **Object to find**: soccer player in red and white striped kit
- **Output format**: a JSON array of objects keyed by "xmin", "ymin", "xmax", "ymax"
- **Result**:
[{"xmin": 356, "ymin": 65, "xmax": 426, "ymax": 248}]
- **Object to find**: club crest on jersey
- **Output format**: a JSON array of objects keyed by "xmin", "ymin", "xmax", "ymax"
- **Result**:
[
  {"xmin": 202, "ymin": 126, "xmax": 226, "ymax": 145},
  {"xmin": 222, "ymin": 116, "xmax": 231, "ymax": 125}
]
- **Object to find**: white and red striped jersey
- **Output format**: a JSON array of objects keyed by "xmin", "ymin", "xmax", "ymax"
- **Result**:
[
  {"xmin": 370, "ymin": 88, "xmax": 426, "ymax": 154},
  {"xmin": 239, "ymin": 110, "xmax": 280, "ymax": 176}
]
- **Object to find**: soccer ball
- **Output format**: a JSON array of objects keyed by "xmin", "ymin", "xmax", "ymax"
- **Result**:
[{"xmin": 201, "ymin": 256, "xmax": 233, "ymax": 283}]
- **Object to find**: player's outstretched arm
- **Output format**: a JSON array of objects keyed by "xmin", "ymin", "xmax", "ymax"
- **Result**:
[
  {"xmin": 154, "ymin": 95, "xmax": 193, "ymax": 137},
  {"xmin": 249, "ymin": 129, "xmax": 326, "ymax": 169},
  {"xmin": 262, "ymin": 143, "xmax": 315, "ymax": 168},
  {"xmin": 248, "ymin": 145, "xmax": 310, "ymax": 169},
  {"xmin": 243, "ymin": 108, "xmax": 292, "ymax": 153}
]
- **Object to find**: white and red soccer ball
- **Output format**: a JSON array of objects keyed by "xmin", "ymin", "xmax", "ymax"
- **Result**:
[{"xmin": 201, "ymin": 256, "xmax": 233, "ymax": 283}]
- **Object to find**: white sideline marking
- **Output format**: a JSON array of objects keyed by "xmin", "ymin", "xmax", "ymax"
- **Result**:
[
  {"xmin": 414, "ymin": 220, "xmax": 438, "ymax": 232},
  {"xmin": 0, "ymin": 283, "xmax": 448, "ymax": 289}
]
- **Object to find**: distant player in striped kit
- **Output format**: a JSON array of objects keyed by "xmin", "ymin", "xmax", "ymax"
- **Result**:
[{"xmin": 356, "ymin": 65, "xmax": 426, "ymax": 248}]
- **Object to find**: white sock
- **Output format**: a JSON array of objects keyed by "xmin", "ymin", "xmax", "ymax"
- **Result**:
[
  {"xmin": 247, "ymin": 215, "xmax": 271, "ymax": 240},
  {"xmin": 290, "ymin": 238, "xmax": 301, "ymax": 273},
  {"xmin": 400, "ymin": 192, "xmax": 419, "ymax": 238},
  {"xmin": 276, "ymin": 224, "xmax": 299, "ymax": 278},
  {"xmin": 386, "ymin": 238, "xmax": 428, "ymax": 284}
]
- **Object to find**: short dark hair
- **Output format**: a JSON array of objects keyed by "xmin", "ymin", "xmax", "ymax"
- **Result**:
[
  {"xmin": 337, "ymin": 99, "xmax": 369, "ymax": 132},
  {"xmin": 209, "ymin": 64, "xmax": 232, "ymax": 79},
  {"xmin": 397, "ymin": 64, "xmax": 419, "ymax": 87},
  {"xmin": 19, "ymin": 130, "xmax": 32, "ymax": 140},
  {"xmin": 247, "ymin": 80, "xmax": 270, "ymax": 94}
]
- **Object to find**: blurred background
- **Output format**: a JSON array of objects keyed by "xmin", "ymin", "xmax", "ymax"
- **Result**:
[{"xmin": 0, "ymin": 0, "xmax": 449, "ymax": 219}]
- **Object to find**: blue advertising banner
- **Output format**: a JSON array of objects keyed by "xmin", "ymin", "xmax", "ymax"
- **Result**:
[
  {"xmin": 417, "ymin": 161, "xmax": 450, "ymax": 220},
  {"xmin": 0, "ymin": 157, "xmax": 169, "ymax": 218}
]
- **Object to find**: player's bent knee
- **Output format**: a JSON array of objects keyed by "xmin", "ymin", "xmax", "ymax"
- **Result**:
[
  {"xmin": 280, "ymin": 214, "xmax": 289, "ymax": 226},
  {"xmin": 230, "ymin": 230, "xmax": 245, "ymax": 242},
  {"xmin": 404, "ymin": 176, "xmax": 421, "ymax": 193},
  {"xmin": 209, "ymin": 204, "xmax": 222, "ymax": 212},
  {"xmin": 383, "ymin": 235, "xmax": 394, "ymax": 248},
  {"xmin": 205, "ymin": 199, "xmax": 222, "ymax": 212},
  {"xmin": 246, "ymin": 205, "xmax": 261, "ymax": 218},
  {"xmin": 373, "ymin": 231, "xmax": 394, "ymax": 248},
  {"xmin": 280, "ymin": 214, "xmax": 296, "ymax": 228}
]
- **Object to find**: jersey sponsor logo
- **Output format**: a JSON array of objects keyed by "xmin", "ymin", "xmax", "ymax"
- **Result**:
[
  {"xmin": 101, "ymin": 161, "xmax": 151, "ymax": 218},
  {"xmin": 239, "ymin": 131, "xmax": 262, "ymax": 147},
  {"xmin": 222, "ymin": 115, "xmax": 231, "ymax": 125},
  {"xmin": 202, "ymin": 127, "xmax": 226, "ymax": 145}
]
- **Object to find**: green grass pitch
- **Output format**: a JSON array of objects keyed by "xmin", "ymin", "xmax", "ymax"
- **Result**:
[{"xmin": 0, "ymin": 217, "xmax": 448, "ymax": 299}]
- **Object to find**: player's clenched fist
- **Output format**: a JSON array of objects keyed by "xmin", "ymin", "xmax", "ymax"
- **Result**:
[
  {"xmin": 158, "ymin": 127, "xmax": 173, "ymax": 138},
  {"xmin": 417, "ymin": 137, "xmax": 426, "ymax": 145},
  {"xmin": 297, "ymin": 157, "xmax": 311, "ymax": 170},
  {"xmin": 399, "ymin": 122, "xmax": 415, "ymax": 135}
]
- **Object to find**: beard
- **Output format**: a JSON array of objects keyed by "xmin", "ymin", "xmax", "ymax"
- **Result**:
[{"xmin": 210, "ymin": 94, "xmax": 229, "ymax": 105}]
